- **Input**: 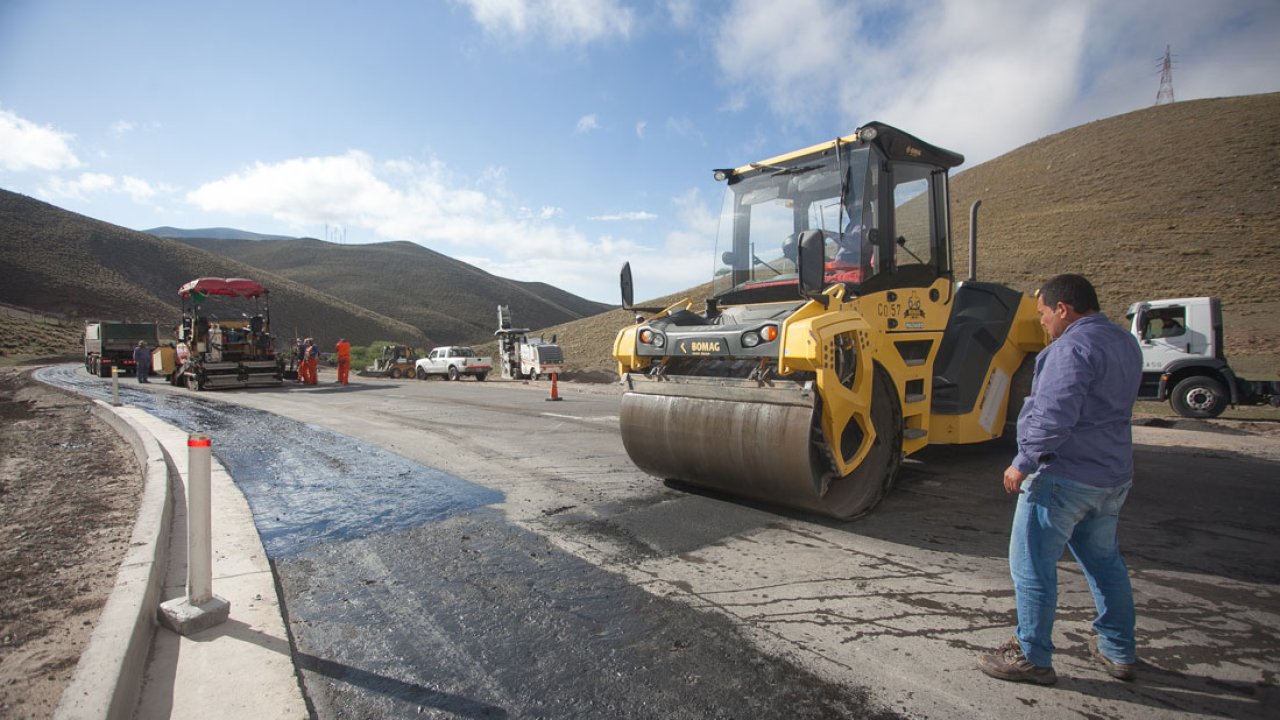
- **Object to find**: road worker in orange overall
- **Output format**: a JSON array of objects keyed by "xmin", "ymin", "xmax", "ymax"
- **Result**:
[
  {"xmin": 302, "ymin": 337, "xmax": 319, "ymax": 385},
  {"xmin": 335, "ymin": 338, "xmax": 351, "ymax": 385}
]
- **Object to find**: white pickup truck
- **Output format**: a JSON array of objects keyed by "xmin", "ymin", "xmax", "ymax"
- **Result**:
[{"xmin": 415, "ymin": 346, "xmax": 492, "ymax": 381}]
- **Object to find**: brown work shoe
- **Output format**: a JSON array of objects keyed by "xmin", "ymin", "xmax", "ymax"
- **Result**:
[
  {"xmin": 977, "ymin": 636, "xmax": 1057, "ymax": 685},
  {"xmin": 1089, "ymin": 635, "xmax": 1135, "ymax": 681}
]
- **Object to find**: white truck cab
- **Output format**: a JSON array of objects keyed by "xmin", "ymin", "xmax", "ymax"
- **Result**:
[{"xmin": 1126, "ymin": 297, "xmax": 1277, "ymax": 418}]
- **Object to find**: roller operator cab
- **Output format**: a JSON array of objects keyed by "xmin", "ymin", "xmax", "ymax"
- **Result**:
[{"xmin": 613, "ymin": 123, "xmax": 1047, "ymax": 519}]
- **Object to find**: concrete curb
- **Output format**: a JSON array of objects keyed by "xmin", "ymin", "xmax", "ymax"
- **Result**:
[{"xmin": 53, "ymin": 401, "xmax": 173, "ymax": 720}]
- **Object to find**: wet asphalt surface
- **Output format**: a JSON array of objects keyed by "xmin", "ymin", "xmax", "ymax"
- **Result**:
[{"xmin": 38, "ymin": 366, "xmax": 898, "ymax": 719}]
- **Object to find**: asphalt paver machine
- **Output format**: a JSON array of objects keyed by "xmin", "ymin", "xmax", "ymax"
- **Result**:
[{"xmin": 174, "ymin": 277, "xmax": 284, "ymax": 390}]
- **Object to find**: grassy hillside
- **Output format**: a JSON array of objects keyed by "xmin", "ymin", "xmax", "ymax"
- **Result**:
[
  {"xmin": 540, "ymin": 93, "xmax": 1280, "ymax": 378},
  {"xmin": 0, "ymin": 191, "xmax": 427, "ymax": 352},
  {"xmin": 173, "ymin": 237, "xmax": 612, "ymax": 346},
  {"xmin": 949, "ymin": 93, "xmax": 1280, "ymax": 322}
]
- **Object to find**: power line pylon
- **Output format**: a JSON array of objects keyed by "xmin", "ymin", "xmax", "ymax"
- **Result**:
[{"xmin": 1155, "ymin": 45, "xmax": 1175, "ymax": 106}]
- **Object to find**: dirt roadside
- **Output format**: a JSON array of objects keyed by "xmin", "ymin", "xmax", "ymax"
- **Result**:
[{"xmin": 0, "ymin": 366, "xmax": 141, "ymax": 719}]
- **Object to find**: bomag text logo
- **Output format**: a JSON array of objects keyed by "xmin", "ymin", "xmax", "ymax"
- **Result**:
[{"xmin": 679, "ymin": 339, "xmax": 724, "ymax": 354}]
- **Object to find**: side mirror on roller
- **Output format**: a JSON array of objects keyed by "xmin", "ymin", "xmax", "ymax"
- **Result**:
[{"xmin": 796, "ymin": 229, "xmax": 828, "ymax": 307}]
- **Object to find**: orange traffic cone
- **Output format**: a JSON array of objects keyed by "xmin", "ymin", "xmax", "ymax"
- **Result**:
[{"xmin": 546, "ymin": 372, "xmax": 562, "ymax": 401}]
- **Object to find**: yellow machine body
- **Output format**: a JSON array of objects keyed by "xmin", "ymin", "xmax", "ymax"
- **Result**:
[{"xmin": 614, "ymin": 123, "xmax": 1047, "ymax": 519}]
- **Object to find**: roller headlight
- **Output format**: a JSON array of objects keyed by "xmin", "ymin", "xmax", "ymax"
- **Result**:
[
  {"xmin": 741, "ymin": 324, "xmax": 779, "ymax": 348},
  {"xmin": 638, "ymin": 328, "xmax": 666, "ymax": 348}
]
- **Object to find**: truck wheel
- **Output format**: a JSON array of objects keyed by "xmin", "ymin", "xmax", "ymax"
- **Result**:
[
  {"xmin": 475, "ymin": 372, "xmax": 487, "ymax": 382},
  {"xmin": 416, "ymin": 367, "xmax": 427, "ymax": 380},
  {"xmin": 448, "ymin": 366, "xmax": 460, "ymax": 381},
  {"xmin": 185, "ymin": 373, "xmax": 202, "ymax": 392},
  {"xmin": 390, "ymin": 367, "xmax": 402, "ymax": 379},
  {"xmin": 1170, "ymin": 375, "xmax": 1228, "ymax": 419},
  {"xmin": 529, "ymin": 372, "xmax": 540, "ymax": 381}
]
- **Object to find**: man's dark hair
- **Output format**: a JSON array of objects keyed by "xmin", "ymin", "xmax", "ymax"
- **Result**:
[{"xmin": 1039, "ymin": 273, "xmax": 1100, "ymax": 314}]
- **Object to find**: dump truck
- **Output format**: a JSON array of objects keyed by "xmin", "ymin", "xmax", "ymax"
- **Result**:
[
  {"xmin": 83, "ymin": 321, "xmax": 159, "ymax": 378},
  {"xmin": 495, "ymin": 305, "xmax": 565, "ymax": 380},
  {"xmin": 173, "ymin": 278, "xmax": 284, "ymax": 390},
  {"xmin": 613, "ymin": 122, "xmax": 1047, "ymax": 519},
  {"xmin": 1126, "ymin": 296, "xmax": 1279, "ymax": 418},
  {"xmin": 359, "ymin": 344, "xmax": 418, "ymax": 379}
]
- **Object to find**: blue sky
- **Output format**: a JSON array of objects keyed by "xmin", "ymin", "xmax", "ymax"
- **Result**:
[{"xmin": 3, "ymin": 0, "xmax": 1278, "ymax": 303}]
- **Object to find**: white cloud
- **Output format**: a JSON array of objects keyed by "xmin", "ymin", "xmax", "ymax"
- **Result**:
[
  {"xmin": 121, "ymin": 176, "xmax": 163, "ymax": 202},
  {"xmin": 635, "ymin": 120, "xmax": 647, "ymax": 138},
  {"xmin": 41, "ymin": 172, "xmax": 115, "ymax": 200},
  {"xmin": 460, "ymin": 0, "xmax": 634, "ymax": 45},
  {"xmin": 110, "ymin": 120, "xmax": 136, "ymax": 136},
  {"xmin": 39, "ymin": 171, "xmax": 173, "ymax": 204},
  {"xmin": 575, "ymin": 113, "xmax": 601, "ymax": 133},
  {"xmin": 590, "ymin": 211, "xmax": 657, "ymax": 221},
  {"xmin": 712, "ymin": 0, "xmax": 1280, "ymax": 166},
  {"xmin": 185, "ymin": 151, "xmax": 657, "ymax": 301},
  {"xmin": 519, "ymin": 205, "xmax": 563, "ymax": 220},
  {"xmin": 620, "ymin": 187, "xmax": 719, "ymax": 300},
  {"xmin": 0, "ymin": 108, "xmax": 81, "ymax": 172},
  {"xmin": 667, "ymin": 0, "xmax": 697, "ymax": 29}
]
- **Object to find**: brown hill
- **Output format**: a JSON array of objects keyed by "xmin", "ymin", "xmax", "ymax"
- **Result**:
[
  {"xmin": 0, "ymin": 190, "xmax": 427, "ymax": 354},
  {"xmin": 538, "ymin": 93, "xmax": 1280, "ymax": 378},
  {"xmin": 171, "ymin": 237, "xmax": 611, "ymax": 346}
]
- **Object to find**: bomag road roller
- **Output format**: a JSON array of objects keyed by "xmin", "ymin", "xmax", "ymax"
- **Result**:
[{"xmin": 613, "ymin": 122, "xmax": 1047, "ymax": 519}]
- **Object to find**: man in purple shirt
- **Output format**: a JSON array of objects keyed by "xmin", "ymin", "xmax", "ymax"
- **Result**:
[{"xmin": 978, "ymin": 274, "xmax": 1142, "ymax": 685}]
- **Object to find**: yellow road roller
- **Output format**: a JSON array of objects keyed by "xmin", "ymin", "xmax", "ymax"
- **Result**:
[{"xmin": 613, "ymin": 123, "xmax": 1047, "ymax": 519}]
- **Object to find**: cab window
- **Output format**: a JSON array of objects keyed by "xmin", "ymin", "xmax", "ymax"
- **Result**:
[
  {"xmin": 1143, "ymin": 307, "xmax": 1186, "ymax": 339},
  {"xmin": 892, "ymin": 163, "xmax": 934, "ymax": 270}
]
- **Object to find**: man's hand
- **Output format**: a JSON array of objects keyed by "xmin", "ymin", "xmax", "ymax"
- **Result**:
[{"xmin": 1003, "ymin": 465, "xmax": 1027, "ymax": 494}]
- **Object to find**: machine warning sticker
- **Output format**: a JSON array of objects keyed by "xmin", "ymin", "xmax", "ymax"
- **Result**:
[{"xmin": 676, "ymin": 338, "xmax": 726, "ymax": 355}]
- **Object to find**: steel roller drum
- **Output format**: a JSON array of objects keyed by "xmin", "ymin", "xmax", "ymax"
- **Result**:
[{"xmin": 619, "ymin": 376, "xmax": 837, "ymax": 515}]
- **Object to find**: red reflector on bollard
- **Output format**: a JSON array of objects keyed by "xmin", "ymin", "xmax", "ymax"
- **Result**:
[{"xmin": 188, "ymin": 438, "xmax": 212, "ymax": 447}]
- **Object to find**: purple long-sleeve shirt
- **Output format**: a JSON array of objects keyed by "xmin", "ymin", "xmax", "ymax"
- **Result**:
[{"xmin": 1012, "ymin": 313, "xmax": 1143, "ymax": 487}]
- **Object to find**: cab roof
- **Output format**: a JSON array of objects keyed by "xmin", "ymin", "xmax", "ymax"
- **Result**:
[
  {"xmin": 178, "ymin": 277, "xmax": 268, "ymax": 299},
  {"xmin": 725, "ymin": 122, "xmax": 964, "ymax": 179}
]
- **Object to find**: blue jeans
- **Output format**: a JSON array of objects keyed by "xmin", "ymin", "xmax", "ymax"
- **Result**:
[{"xmin": 1010, "ymin": 471, "xmax": 1135, "ymax": 667}]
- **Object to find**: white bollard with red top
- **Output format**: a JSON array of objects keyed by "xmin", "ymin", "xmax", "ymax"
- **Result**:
[
  {"xmin": 158, "ymin": 432, "xmax": 230, "ymax": 635},
  {"xmin": 111, "ymin": 365, "xmax": 120, "ymax": 407}
]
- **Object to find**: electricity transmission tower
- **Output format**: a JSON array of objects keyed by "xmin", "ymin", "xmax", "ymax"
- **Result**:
[{"xmin": 1155, "ymin": 45, "xmax": 1175, "ymax": 105}]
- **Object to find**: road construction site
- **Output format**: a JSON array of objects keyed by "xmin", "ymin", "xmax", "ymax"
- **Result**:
[{"xmin": 30, "ymin": 363, "xmax": 1280, "ymax": 719}]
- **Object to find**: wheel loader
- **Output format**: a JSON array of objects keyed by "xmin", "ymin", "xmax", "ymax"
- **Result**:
[{"xmin": 613, "ymin": 122, "xmax": 1047, "ymax": 519}]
